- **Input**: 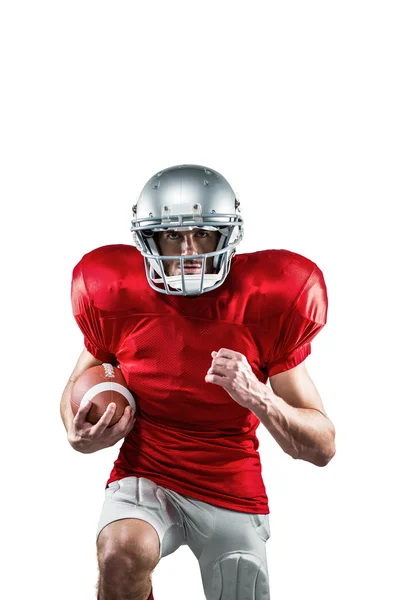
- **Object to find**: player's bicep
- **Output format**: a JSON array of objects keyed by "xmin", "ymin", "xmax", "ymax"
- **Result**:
[
  {"xmin": 68, "ymin": 348, "xmax": 103, "ymax": 385},
  {"xmin": 269, "ymin": 361, "xmax": 328, "ymax": 417},
  {"xmin": 60, "ymin": 349, "xmax": 103, "ymax": 429}
]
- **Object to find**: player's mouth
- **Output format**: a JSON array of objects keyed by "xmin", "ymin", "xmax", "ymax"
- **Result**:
[{"xmin": 176, "ymin": 262, "xmax": 203, "ymax": 274}]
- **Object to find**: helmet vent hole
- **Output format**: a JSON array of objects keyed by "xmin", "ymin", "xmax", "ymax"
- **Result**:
[{"xmin": 204, "ymin": 179, "xmax": 210, "ymax": 186}]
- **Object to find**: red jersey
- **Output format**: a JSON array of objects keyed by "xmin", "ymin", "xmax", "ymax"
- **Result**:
[{"xmin": 71, "ymin": 244, "xmax": 327, "ymax": 513}]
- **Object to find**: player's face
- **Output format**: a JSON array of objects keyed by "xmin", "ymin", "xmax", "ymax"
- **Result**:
[{"xmin": 156, "ymin": 229, "xmax": 220, "ymax": 276}]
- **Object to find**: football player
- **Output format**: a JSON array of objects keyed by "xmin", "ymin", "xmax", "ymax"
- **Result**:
[{"xmin": 61, "ymin": 164, "xmax": 336, "ymax": 600}]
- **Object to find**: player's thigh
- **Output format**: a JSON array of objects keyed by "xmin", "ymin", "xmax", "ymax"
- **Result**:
[
  {"xmin": 194, "ymin": 507, "xmax": 271, "ymax": 600},
  {"xmin": 97, "ymin": 518, "xmax": 160, "ymax": 573},
  {"xmin": 96, "ymin": 476, "xmax": 186, "ymax": 561}
]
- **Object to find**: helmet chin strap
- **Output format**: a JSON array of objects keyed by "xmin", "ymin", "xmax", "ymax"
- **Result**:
[{"xmin": 152, "ymin": 271, "xmax": 223, "ymax": 293}]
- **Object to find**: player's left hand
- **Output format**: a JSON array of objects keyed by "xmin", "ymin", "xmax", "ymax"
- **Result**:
[{"xmin": 205, "ymin": 348, "xmax": 272, "ymax": 409}]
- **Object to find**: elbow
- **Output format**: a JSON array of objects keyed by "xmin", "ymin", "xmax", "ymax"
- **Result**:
[
  {"xmin": 316, "ymin": 440, "xmax": 336, "ymax": 467},
  {"xmin": 316, "ymin": 451, "xmax": 335, "ymax": 467},
  {"xmin": 291, "ymin": 425, "xmax": 336, "ymax": 467},
  {"xmin": 317, "ymin": 423, "xmax": 336, "ymax": 467}
]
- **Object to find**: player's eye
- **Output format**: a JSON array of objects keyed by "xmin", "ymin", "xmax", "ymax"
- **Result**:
[
  {"xmin": 196, "ymin": 230, "xmax": 209, "ymax": 238},
  {"xmin": 167, "ymin": 232, "xmax": 180, "ymax": 240}
]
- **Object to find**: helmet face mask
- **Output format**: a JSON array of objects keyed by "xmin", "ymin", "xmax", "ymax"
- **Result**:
[
  {"xmin": 153, "ymin": 228, "xmax": 221, "ymax": 276},
  {"xmin": 131, "ymin": 164, "xmax": 244, "ymax": 296}
]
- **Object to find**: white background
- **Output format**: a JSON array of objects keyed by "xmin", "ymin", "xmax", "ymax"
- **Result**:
[{"xmin": 1, "ymin": 1, "xmax": 399, "ymax": 599}]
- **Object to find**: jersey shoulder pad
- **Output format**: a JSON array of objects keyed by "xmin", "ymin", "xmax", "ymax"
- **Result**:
[
  {"xmin": 72, "ymin": 244, "xmax": 145, "ymax": 313},
  {"xmin": 234, "ymin": 248, "xmax": 319, "ymax": 314}
]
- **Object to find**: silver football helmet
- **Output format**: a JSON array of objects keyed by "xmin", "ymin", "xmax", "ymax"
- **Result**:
[{"xmin": 131, "ymin": 164, "xmax": 244, "ymax": 296}]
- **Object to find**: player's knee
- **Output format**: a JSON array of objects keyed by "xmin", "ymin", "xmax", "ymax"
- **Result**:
[
  {"xmin": 97, "ymin": 519, "xmax": 160, "ymax": 578},
  {"xmin": 204, "ymin": 551, "xmax": 270, "ymax": 600}
]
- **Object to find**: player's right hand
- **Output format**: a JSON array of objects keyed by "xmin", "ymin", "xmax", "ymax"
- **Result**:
[{"xmin": 68, "ymin": 401, "xmax": 136, "ymax": 454}]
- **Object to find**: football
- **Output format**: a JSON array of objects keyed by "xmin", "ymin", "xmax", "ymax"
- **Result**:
[{"xmin": 71, "ymin": 363, "xmax": 136, "ymax": 427}]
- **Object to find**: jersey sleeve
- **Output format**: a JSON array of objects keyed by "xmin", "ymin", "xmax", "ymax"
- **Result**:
[
  {"xmin": 267, "ymin": 265, "xmax": 328, "ymax": 376},
  {"xmin": 71, "ymin": 260, "xmax": 116, "ymax": 363}
]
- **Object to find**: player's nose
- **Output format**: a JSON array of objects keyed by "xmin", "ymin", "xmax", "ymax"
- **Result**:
[{"xmin": 181, "ymin": 234, "xmax": 198, "ymax": 255}]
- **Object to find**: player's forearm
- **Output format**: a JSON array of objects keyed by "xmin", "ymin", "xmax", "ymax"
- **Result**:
[
  {"xmin": 251, "ymin": 391, "xmax": 336, "ymax": 467},
  {"xmin": 60, "ymin": 380, "xmax": 75, "ymax": 433}
]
